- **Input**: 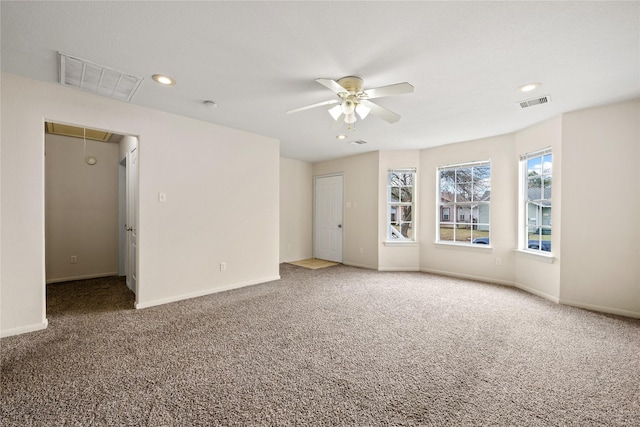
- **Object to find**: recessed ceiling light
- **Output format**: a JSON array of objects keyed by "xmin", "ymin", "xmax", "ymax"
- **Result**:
[
  {"xmin": 336, "ymin": 134, "xmax": 347, "ymax": 140},
  {"xmin": 519, "ymin": 82, "xmax": 541, "ymax": 92},
  {"xmin": 152, "ymin": 74, "xmax": 176, "ymax": 85}
]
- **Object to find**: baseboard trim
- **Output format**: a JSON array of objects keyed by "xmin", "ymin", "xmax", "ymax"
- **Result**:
[
  {"xmin": 342, "ymin": 261, "xmax": 378, "ymax": 270},
  {"xmin": 378, "ymin": 266, "xmax": 421, "ymax": 272},
  {"xmin": 46, "ymin": 272, "xmax": 119, "ymax": 284},
  {"xmin": 559, "ymin": 299, "xmax": 640, "ymax": 319},
  {"xmin": 1, "ymin": 319, "xmax": 48, "ymax": 338},
  {"xmin": 512, "ymin": 282, "xmax": 560, "ymax": 304},
  {"xmin": 420, "ymin": 268, "xmax": 514, "ymax": 287},
  {"xmin": 135, "ymin": 275, "xmax": 281, "ymax": 310}
]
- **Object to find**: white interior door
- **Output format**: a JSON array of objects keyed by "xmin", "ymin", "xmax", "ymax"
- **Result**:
[
  {"xmin": 314, "ymin": 175, "xmax": 343, "ymax": 262},
  {"xmin": 125, "ymin": 147, "xmax": 137, "ymax": 294}
]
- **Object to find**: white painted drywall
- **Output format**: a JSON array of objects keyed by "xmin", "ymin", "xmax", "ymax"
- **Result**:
[
  {"xmin": 559, "ymin": 99, "xmax": 640, "ymax": 316},
  {"xmin": 279, "ymin": 157, "xmax": 313, "ymax": 263},
  {"xmin": 313, "ymin": 152, "xmax": 380, "ymax": 269},
  {"xmin": 1, "ymin": 72, "xmax": 280, "ymax": 337},
  {"xmin": 45, "ymin": 133, "xmax": 119, "ymax": 283}
]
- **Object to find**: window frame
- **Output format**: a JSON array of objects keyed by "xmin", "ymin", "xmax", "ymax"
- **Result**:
[
  {"xmin": 437, "ymin": 160, "xmax": 491, "ymax": 246},
  {"xmin": 386, "ymin": 168, "xmax": 416, "ymax": 242},
  {"xmin": 520, "ymin": 148, "xmax": 553, "ymax": 254}
]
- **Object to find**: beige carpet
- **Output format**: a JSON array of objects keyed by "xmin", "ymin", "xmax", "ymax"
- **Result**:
[
  {"xmin": 287, "ymin": 258, "xmax": 339, "ymax": 269},
  {"xmin": 2, "ymin": 265, "xmax": 640, "ymax": 426}
]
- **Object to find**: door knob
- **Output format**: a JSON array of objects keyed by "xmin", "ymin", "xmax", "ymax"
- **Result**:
[{"xmin": 338, "ymin": 224, "xmax": 342, "ymax": 228}]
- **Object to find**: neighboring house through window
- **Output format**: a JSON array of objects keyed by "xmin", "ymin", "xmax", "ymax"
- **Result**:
[
  {"xmin": 522, "ymin": 148, "xmax": 552, "ymax": 252},
  {"xmin": 438, "ymin": 160, "xmax": 490, "ymax": 244},
  {"xmin": 387, "ymin": 169, "xmax": 416, "ymax": 241}
]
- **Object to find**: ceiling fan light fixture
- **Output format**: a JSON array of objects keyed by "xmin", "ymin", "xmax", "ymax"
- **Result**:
[
  {"xmin": 328, "ymin": 104, "xmax": 342, "ymax": 120},
  {"xmin": 356, "ymin": 104, "xmax": 370, "ymax": 119},
  {"xmin": 344, "ymin": 113, "xmax": 357, "ymax": 124},
  {"xmin": 341, "ymin": 99, "xmax": 355, "ymax": 115}
]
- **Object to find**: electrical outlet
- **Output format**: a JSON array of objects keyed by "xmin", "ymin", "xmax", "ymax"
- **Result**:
[
  {"xmin": 70, "ymin": 255, "xmax": 78, "ymax": 264},
  {"xmin": 495, "ymin": 257, "xmax": 502, "ymax": 266},
  {"xmin": 220, "ymin": 262, "xmax": 226, "ymax": 271}
]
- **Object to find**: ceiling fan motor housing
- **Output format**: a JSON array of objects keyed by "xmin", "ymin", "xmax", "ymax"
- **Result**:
[{"xmin": 337, "ymin": 76, "xmax": 364, "ymax": 94}]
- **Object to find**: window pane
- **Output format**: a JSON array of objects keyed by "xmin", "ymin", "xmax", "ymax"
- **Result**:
[
  {"xmin": 523, "ymin": 150, "xmax": 552, "ymax": 253},
  {"xmin": 390, "ymin": 187, "xmax": 400, "ymax": 202},
  {"xmin": 388, "ymin": 170, "xmax": 415, "ymax": 241},
  {"xmin": 527, "ymin": 176, "xmax": 542, "ymax": 200},
  {"xmin": 400, "ymin": 206, "xmax": 412, "ymax": 221},
  {"xmin": 542, "ymin": 154, "xmax": 552, "ymax": 175},
  {"xmin": 439, "ymin": 226, "xmax": 455, "ymax": 242},
  {"xmin": 400, "ymin": 223, "xmax": 412, "ymax": 239},
  {"xmin": 544, "ymin": 177, "xmax": 552, "ymax": 199},
  {"xmin": 528, "ymin": 156, "xmax": 542, "ymax": 176},
  {"xmin": 472, "ymin": 166, "xmax": 491, "ymax": 201},
  {"xmin": 401, "ymin": 187, "xmax": 412, "ymax": 203},
  {"xmin": 401, "ymin": 172, "xmax": 413, "ymax": 186},
  {"xmin": 438, "ymin": 161, "xmax": 490, "ymax": 245}
]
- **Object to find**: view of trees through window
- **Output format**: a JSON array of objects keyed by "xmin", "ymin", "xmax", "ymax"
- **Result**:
[
  {"xmin": 388, "ymin": 170, "xmax": 415, "ymax": 240},
  {"xmin": 438, "ymin": 161, "xmax": 491, "ymax": 244}
]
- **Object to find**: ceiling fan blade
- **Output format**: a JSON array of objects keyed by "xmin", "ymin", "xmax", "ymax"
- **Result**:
[
  {"xmin": 315, "ymin": 78, "xmax": 350, "ymax": 95},
  {"xmin": 360, "ymin": 100, "xmax": 401, "ymax": 123},
  {"xmin": 286, "ymin": 99, "xmax": 339, "ymax": 114},
  {"xmin": 363, "ymin": 82, "xmax": 414, "ymax": 99}
]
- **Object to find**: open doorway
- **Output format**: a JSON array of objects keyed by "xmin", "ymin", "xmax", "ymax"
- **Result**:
[{"xmin": 44, "ymin": 122, "xmax": 138, "ymax": 313}]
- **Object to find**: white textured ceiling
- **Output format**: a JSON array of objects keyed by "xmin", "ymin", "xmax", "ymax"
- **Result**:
[{"xmin": 2, "ymin": 1, "xmax": 639, "ymax": 162}]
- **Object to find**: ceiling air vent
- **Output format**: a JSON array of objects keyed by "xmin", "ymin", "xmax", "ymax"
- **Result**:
[
  {"xmin": 349, "ymin": 140, "xmax": 368, "ymax": 145},
  {"xmin": 517, "ymin": 95, "xmax": 552, "ymax": 109},
  {"xmin": 59, "ymin": 52, "xmax": 143, "ymax": 102}
]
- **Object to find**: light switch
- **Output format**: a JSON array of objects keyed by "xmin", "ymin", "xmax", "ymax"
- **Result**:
[{"xmin": 159, "ymin": 192, "xmax": 167, "ymax": 202}]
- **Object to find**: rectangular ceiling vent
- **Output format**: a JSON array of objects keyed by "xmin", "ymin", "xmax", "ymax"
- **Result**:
[
  {"xmin": 349, "ymin": 140, "xmax": 368, "ymax": 145},
  {"xmin": 517, "ymin": 95, "xmax": 552, "ymax": 109},
  {"xmin": 59, "ymin": 52, "xmax": 143, "ymax": 102}
]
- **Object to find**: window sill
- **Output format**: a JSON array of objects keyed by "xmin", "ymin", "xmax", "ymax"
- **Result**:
[
  {"xmin": 383, "ymin": 240, "xmax": 418, "ymax": 247},
  {"xmin": 433, "ymin": 241, "xmax": 493, "ymax": 252},
  {"xmin": 515, "ymin": 249, "xmax": 555, "ymax": 264}
]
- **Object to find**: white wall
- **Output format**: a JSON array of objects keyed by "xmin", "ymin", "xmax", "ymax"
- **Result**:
[
  {"xmin": 1, "ymin": 72, "xmax": 280, "ymax": 337},
  {"xmin": 419, "ymin": 134, "xmax": 518, "ymax": 285},
  {"xmin": 313, "ymin": 152, "xmax": 379, "ymax": 269},
  {"xmin": 279, "ymin": 157, "xmax": 313, "ymax": 262},
  {"xmin": 45, "ymin": 133, "xmax": 119, "ymax": 283},
  {"xmin": 559, "ymin": 99, "xmax": 640, "ymax": 316}
]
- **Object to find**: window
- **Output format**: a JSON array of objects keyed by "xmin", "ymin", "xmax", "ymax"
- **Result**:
[
  {"xmin": 387, "ymin": 169, "xmax": 415, "ymax": 241},
  {"xmin": 438, "ymin": 161, "xmax": 490, "ymax": 244},
  {"xmin": 522, "ymin": 148, "xmax": 552, "ymax": 252}
]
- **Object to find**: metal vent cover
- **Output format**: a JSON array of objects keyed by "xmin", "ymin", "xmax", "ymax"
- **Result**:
[
  {"xmin": 59, "ymin": 52, "xmax": 143, "ymax": 102},
  {"xmin": 517, "ymin": 95, "xmax": 552, "ymax": 109},
  {"xmin": 349, "ymin": 139, "xmax": 368, "ymax": 145}
]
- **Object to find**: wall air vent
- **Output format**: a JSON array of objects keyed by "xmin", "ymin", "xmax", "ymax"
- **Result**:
[
  {"xmin": 517, "ymin": 95, "xmax": 552, "ymax": 109},
  {"xmin": 349, "ymin": 140, "xmax": 368, "ymax": 145},
  {"xmin": 59, "ymin": 52, "xmax": 143, "ymax": 102}
]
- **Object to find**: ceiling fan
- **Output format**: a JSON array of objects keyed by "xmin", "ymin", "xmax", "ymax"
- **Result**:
[{"xmin": 286, "ymin": 76, "xmax": 414, "ymax": 128}]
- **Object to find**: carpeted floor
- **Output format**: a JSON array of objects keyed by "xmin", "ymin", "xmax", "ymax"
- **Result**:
[{"xmin": 1, "ymin": 265, "xmax": 639, "ymax": 426}]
